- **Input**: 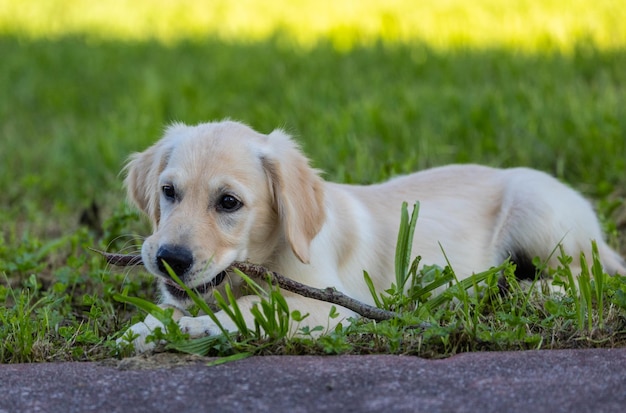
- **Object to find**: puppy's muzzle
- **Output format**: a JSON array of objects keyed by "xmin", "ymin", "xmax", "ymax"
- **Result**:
[{"xmin": 155, "ymin": 244, "xmax": 227, "ymax": 300}]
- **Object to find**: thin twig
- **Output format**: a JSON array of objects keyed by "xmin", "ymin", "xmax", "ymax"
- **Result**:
[{"xmin": 93, "ymin": 249, "xmax": 404, "ymax": 322}]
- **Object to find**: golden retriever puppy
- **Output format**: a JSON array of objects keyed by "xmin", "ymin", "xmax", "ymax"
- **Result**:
[{"xmin": 119, "ymin": 120, "xmax": 625, "ymax": 352}]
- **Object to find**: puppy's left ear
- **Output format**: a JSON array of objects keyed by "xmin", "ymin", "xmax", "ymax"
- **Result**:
[
  {"xmin": 261, "ymin": 130, "xmax": 326, "ymax": 264},
  {"xmin": 123, "ymin": 140, "xmax": 172, "ymax": 228}
]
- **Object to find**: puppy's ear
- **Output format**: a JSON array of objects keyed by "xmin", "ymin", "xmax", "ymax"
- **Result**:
[
  {"xmin": 262, "ymin": 130, "xmax": 326, "ymax": 264},
  {"xmin": 123, "ymin": 140, "xmax": 172, "ymax": 228}
]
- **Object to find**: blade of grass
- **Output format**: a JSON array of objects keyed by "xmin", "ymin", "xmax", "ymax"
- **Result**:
[
  {"xmin": 578, "ymin": 253, "xmax": 593, "ymax": 331},
  {"xmin": 363, "ymin": 270, "xmax": 383, "ymax": 308},
  {"xmin": 394, "ymin": 201, "xmax": 420, "ymax": 293},
  {"xmin": 590, "ymin": 240, "xmax": 605, "ymax": 328},
  {"xmin": 206, "ymin": 352, "xmax": 253, "ymax": 367}
]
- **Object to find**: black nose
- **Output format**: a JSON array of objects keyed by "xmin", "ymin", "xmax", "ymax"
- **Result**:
[{"xmin": 156, "ymin": 245, "xmax": 194, "ymax": 278}]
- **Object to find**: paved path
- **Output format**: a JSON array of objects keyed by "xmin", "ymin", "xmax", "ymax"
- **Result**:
[{"xmin": 1, "ymin": 349, "xmax": 625, "ymax": 413}]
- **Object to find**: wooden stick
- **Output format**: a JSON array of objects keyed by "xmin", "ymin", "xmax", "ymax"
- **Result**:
[
  {"xmin": 231, "ymin": 261, "xmax": 400, "ymax": 322},
  {"xmin": 93, "ymin": 249, "xmax": 402, "ymax": 322}
]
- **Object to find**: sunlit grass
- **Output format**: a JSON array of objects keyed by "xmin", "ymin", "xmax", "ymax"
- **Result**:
[{"xmin": 0, "ymin": 0, "xmax": 624, "ymax": 51}]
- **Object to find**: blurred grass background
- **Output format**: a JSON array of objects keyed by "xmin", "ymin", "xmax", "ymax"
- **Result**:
[
  {"xmin": 0, "ymin": 0, "xmax": 625, "ymax": 274},
  {"xmin": 1, "ymin": 0, "xmax": 625, "ymax": 361}
]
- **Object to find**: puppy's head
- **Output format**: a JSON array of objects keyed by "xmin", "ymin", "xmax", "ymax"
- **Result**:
[{"xmin": 124, "ymin": 120, "xmax": 325, "ymax": 305}]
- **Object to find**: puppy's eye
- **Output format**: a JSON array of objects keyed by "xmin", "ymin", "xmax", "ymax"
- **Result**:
[
  {"xmin": 217, "ymin": 195, "xmax": 242, "ymax": 212},
  {"xmin": 162, "ymin": 185, "xmax": 176, "ymax": 200}
]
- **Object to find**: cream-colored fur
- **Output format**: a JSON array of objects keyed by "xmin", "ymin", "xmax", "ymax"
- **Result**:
[{"xmin": 118, "ymin": 120, "xmax": 625, "ymax": 353}]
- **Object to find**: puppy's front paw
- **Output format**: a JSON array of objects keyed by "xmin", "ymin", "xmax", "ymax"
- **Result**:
[
  {"xmin": 178, "ymin": 315, "xmax": 227, "ymax": 338},
  {"xmin": 116, "ymin": 314, "xmax": 164, "ymax": 354}
]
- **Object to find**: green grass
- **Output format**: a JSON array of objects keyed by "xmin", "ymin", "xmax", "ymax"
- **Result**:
[{"xmin": 1, "ymin": 0, "xmax": 625, "ymax": 362}]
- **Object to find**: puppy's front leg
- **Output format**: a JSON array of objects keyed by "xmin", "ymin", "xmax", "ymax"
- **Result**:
[
  {"xmin": 178, "ymin": 313, "xmax": 238, "ymax": 338},
  {"xmin": 178, "ymin": 294, "xmax": 356, "ymax": 338},
  {"xmin": 177, "ymin": 295, "xmax": 259, "ymax": 338}
]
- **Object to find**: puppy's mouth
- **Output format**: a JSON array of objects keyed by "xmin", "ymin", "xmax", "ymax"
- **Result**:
[{"xmin": 163, "ymin": 271, "xmax": 227, "ymax": 300}]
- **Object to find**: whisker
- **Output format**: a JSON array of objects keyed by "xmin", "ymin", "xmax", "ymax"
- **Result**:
[{"xmin": 97, "ymin": 236, "xmax": 146, "ymax": 287}]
